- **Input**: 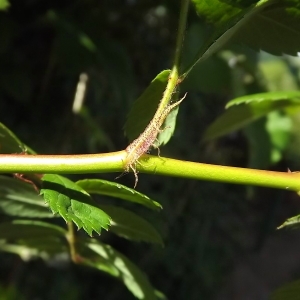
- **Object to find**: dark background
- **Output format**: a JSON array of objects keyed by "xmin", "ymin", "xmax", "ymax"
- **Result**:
[{"xmin": 1, "ymin": 1, "xmax": 300, "ymax": 299}]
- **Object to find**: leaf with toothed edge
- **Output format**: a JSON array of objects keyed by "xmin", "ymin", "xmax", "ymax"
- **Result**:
[
  {"xmin": 203, "ymin": 91, "xmax": 300, "ymax": 141},
  {"xmin": 40, "ymin": 174, "xmax": 111, "ymax": 236},
  {"xmin": 76, "ymin": 179, "xmax": 162, "ymax": 210}
]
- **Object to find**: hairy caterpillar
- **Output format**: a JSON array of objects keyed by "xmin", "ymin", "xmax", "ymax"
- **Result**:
[{"xmin": 124, "ymin": 93, "xmax": 187, "ymax": 188}]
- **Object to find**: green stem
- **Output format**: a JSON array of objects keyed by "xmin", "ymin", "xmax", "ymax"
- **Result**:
[
  {"xmin": 138, "ymin": 155, "xmax": 300, "ymax": 192},
  {"xmin": 0, "ymin": 152, "xmax": 300, "ymax": 193},
  {"xmin": 66, "ymin": 221, "xmax": 77, "ymax": 263},
  {"xmin": 0, "ymin": 151, "xmax": 125, "ymax": 173},
  {"xmin": 156, "ymin": 0, "xmax": 189, "ymax": 116}
]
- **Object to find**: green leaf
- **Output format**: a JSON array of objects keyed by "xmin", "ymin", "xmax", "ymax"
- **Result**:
[
  {"xmin": 0, "ymin": 0, "xmax": 9, "ymax": 10},
  {"xmin": 234, "ymin": 0, "xmax": 300, "ymax": 56},
  {"xmin": 0, "ymin": 220, "xmax": 67, "ymax": 260},
  {"xmin": 192, "ymin": 0, "xmax": 253, "ymax": 28},
  {"xmin": 203, "ymin": 91, "xmax": 300, "ymax": 140},
  {"xmin": 265, "ymin": 111, "xmax": 292, "ymax": 163},
  {"xmin": 76, "ymin": 179, "xmax": 161, "ymax": 210},
  {"xmin": 41, "ymin": 175, "xmax": 111, "ymax": 236},
  {"xmin": 80, "ymin": 239, "xmax": 158, "ymax": 300},
  {"xmin": 277, "ymin": 214, "xmax": 300, "ymax": 229},
  {"xmin": 99, "ymin": 205, "xmax": 163, "ymax": 245},
  {"xmin": 0, "ymin": 122, "xmax": 35, "ymax": 154},
  {"xmin": 153, "ymin": 102, "xmax": 181, "ymax": 148},
  {"xmin": 270, "ymin": 279, "xmax": 300, "ymax": 300},
  {"xmin": 258, "ymin": 54, "xmax": 299, "ymax": 91},
  {"xmin": 0, "ymin": 220, "xmax": 66, "ymax": 239},
  {"xmin": 124, "ymin": 70, "xmax": 170, "ymax": 142},
  {"xmin": 187, "ymin": 0, "xmax": 264, "ymax": 73},
  {"xmin": 0, "ymin": 175, "xmax": 54, "ymax": 218},
  {"xmin": 244, "ymin": 118, "xmax": 272, "ymax": 169},
  {"xmin": 0, "ymin": 237, "xmax": 67, "ymax": 261},
  {"xmin": 243, "ymin": 110, "xmax": 292, "ymax": 168},
  {"xmin": 226, "ymin": 91, "xmax": 300, "ymax": 108},
  {"xmin": 189, "ymin": 0, "xmax": 300, "ymax": 76}
]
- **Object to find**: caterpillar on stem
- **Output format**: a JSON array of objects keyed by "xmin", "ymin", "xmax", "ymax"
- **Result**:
[{"xmin": 124, "ymin": 93, "xmax": 187, "ymax": 188}]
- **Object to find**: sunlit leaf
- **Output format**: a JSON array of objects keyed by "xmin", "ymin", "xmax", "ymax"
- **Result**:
[
  {"xmin": 270, "ymin": 279, "xmax": 300, "ymax": 300},
  {"xmin": 192, "ymin": 0, "xmax": 253, "ymax": 28},
  {"xmin": 41, "ymin": 175, "xmax": 111, "ymax": 236},
  {"xmin": 76, "ymin": 179, "xmax": 161, "ymax": 210},
  {"xmin": 80, "ymin": 238, "xmax": 158, "ymax": 300},
  {"xmin": 0, "ymin": 175, "xmax": 53, "ymax": 218},
  {"xmin": 277, "ymin": 214, "xmax": 300, "ymax": 229},
  {"xmin": 99, "ymin": 205, "xmax": 163, "ymax": 245},
  {"xmin": 203, "ymin": 91, "xmax": 300, "ymax": 140},
  {"xmin": 226, "ymin": 91, "xmax": 300, "ymax": 108}
]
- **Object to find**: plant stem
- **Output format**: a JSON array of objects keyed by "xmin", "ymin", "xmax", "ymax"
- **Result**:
[
  {"xmin": 138, "ymin": 155, "xmax": 300, "ymax": 192},
  {"xmin": 156, "ymin": 0, "xmax": 189, "ymax": 116},
  {"xmin": 0, "ymin": 152, "xmax": 300, "ymax": 193},
  {"xmin": 0, "ymin": 151, "xmax": 125, "ymax": 173},
  {"xmin": 66, "ymin": 221, "xmax": 77, "ymax": 263}
]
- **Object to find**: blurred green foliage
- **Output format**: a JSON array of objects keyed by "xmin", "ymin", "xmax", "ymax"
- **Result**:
[{"xmin": 0, "ymin": 1, "xmax": 300, "ymax": 299}]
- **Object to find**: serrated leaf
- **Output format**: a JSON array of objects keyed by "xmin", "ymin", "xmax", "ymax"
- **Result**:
[
  {"xmin": 41, "ymin": 175, "xmax": 111, "ymax": 236},
  {"xmin": 226, "ymin": 91, "xmax": 300, "ymax": 108},
  {"xmin": 0, "ymin": 0, "xmax": 9, "ymax": 10},
  {"xmin": 99, "ymin": 205, "xmax": 163, "ymax": 245},
  {"xmin": 124, "ymin": 70, "xmax": 170, "ymax": 142},
  {"xmin": 277, "ymin": 214, "xmax": 300, "ymax": 229},
  {"xmin": 80, "ymin": 239, "xmax": 157, "ymax": 300},
  {"xmin": 0, "ymin": 175, "xmax": 53, "ymax": 218},
  {"xmin": 270, "ymin": 279, "xmax": 300, "ymax": 300},
  {"xmin": 76, "ymin": 179, "xmax": 161, "ymax": 210},
  {"xmin": 203, "ymin": 91, "xmax": 300, "ymax": 140},
  {"xmin": 0, "ymin": 122, "xmax": 35, "ymax": 154}
]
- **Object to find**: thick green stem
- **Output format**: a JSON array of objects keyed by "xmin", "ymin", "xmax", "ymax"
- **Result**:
[
  {"xmin": 0, "ymin": 151, "xmax": 125, "ymax": 173},
  {"xmin": 0, "ymin": 152, "xmax": 299, "ymax": 193},
  {"xmin": 138, "ymin": 155, "xmax": 300, "ymax": 192}
]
